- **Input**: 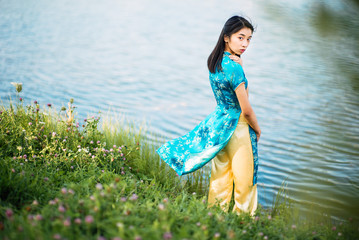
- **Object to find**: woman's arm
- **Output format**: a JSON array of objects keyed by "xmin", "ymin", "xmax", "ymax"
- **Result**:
[{"xmin": 235, "ymin": 83, "xmax": 261, "ymax": 140}]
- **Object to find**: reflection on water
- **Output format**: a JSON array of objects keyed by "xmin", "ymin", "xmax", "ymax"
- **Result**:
[
  {"xmin": 0, "ymin": 0, "xmax": 358, "ymax": 221},
  {"xmin": 310, "ymin": 0, "xmax": 359, "ymax": 89}
]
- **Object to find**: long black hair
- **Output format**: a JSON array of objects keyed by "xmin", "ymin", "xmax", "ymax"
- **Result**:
[{"xmin": 207, "ymin": 16, "xmax": 254, "ymax": 73}]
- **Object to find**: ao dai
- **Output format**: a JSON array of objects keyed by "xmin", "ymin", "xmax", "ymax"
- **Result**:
[{"xmin": 156, "ymin": 51, "xmax": 258, "ymax": 186}]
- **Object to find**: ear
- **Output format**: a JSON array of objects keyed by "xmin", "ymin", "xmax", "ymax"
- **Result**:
[{"xmin": 224, "ymin": 35, "xmax": 229, "ymax": 43}]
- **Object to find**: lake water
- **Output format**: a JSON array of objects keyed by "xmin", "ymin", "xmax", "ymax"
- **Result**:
[{"xmin": 1, "ymin": 0, "xmax": 358, "ymax": 221}]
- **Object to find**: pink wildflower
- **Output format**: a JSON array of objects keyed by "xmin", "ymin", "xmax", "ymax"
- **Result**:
[
  {"xmin": 58, "ymin": 205, "xmax": 66, "ymax": 213},
  {"xmin": 63, "ymin": 218, "xmax": 71, "ymax": 227},
  {"xmin": 163, "ymin": 232, "xmax": 173, "ymax": 240},
  {"xmin": 74, "ymin": 218, "xmax": 82, "ymax": 224},
  {"xmin": 130, "ymin": 193, "xmax": 138, "ymax": 201},
  {"xmin": 61, "ymin": 188, "xmax": 67, "ymax": 194},
  {"xmin": 53, "ymin": 234, "xmax": 61, "ymax": 240},
  {"xmin": 85, "ymin": 215, "xmax": 94, "ymax": 224},
  {"xmin": 5, "ymin": 209, "xmax": 13, "ymax": 219}
]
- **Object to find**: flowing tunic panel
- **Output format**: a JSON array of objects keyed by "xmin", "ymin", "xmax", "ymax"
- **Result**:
[{"xmin": 156, "ymin": 51, "xmax": 258, "ymax": 185}]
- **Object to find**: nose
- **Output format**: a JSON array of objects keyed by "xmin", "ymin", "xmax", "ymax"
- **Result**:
[{"xmin": 242, "ymin": 40, "xmax": 249, "ymax": 48}]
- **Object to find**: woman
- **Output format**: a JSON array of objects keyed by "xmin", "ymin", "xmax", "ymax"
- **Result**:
[{"xmin": 156, "ymin": 16, "xmax": 261, "ymax": 216}]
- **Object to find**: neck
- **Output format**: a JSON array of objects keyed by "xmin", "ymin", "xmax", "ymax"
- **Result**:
[{"xmin": 224, "ymin": 44, "xmax": 235, "ymax": 55}]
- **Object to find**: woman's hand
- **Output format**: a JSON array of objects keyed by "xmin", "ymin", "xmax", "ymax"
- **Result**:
[
  {"xmin": 229, "ymin": 54, "xmax": 243, "ymax": 66},
  {"xmin": 255, "ymin": 129, "xmax": 261, "ymax": 141}
]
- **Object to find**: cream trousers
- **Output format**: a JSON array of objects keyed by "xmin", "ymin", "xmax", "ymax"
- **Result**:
[{"xmin": 207, "ymin": 113, "xmax": 258, "ymax": 216}]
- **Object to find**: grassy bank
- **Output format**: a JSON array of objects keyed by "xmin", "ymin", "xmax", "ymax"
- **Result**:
[{"xmin": 0, "ymin": 90, "xmax": 358, "ymax": 239}]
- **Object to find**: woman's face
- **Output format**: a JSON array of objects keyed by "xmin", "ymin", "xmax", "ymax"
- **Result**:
[{"xmin": 224, "ymin": 27, "xmax": 252, "ymax": 56}]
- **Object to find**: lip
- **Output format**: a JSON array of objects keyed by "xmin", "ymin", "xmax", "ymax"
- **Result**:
[{"xmin": 240, "ymin": 49, "xmax": 246, "ymax": 53}]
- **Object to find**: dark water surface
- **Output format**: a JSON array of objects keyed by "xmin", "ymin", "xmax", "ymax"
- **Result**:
[{"xmin": 1, "ymin": 0, "xmax": 358, "ymax": 220}]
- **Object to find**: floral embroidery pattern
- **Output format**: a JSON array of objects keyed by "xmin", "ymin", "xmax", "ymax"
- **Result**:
[{"xmin": 157, "ymin": 51, "xmax": 258, "ymax": 186}]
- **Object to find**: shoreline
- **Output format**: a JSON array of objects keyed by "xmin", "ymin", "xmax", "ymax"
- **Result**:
[{"xmin": 1, "ymin": 95, "xmax": 358, "ymax": 239}]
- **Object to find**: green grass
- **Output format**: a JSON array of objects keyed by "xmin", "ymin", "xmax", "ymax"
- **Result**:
[{"xmin": 0, "ymin": 93, "xmax": 358, "ymax": 240}]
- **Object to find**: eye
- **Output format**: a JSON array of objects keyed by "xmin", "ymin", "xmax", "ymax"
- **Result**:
[{"xmin": 239, "ymin": 37, "xmax": 243, "ymax": 40}]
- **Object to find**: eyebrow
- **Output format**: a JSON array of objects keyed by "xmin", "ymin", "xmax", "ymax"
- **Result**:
[{"xmin": 239, "ymin": 33, "xmax": 252, "ymax": 38}]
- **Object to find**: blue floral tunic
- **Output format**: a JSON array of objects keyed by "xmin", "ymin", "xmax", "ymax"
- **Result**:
[{"xmin": 156, "ymin": 51, "xmax": 258, "ymax": 186}]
